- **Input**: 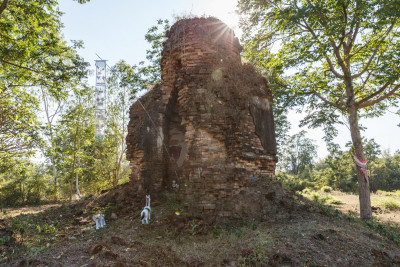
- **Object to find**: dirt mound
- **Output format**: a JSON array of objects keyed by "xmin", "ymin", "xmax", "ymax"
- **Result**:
[{"xmin": 2, "ymin": 193, "xmax": 400, "ymax": 266}]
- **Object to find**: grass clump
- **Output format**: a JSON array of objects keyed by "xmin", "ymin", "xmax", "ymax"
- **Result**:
[
  {"xmin": 325, "ymin": 196, "xmax": 343, "ymax": 205},
  {"xmin": 320, "ymin": 186, "xmax": 332, "ymax": 193}
]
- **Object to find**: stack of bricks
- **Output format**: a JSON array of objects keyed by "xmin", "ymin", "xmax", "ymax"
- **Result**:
[{"xmin": 126, "ymin": 17, "xmax": 278, "ymax": 222}]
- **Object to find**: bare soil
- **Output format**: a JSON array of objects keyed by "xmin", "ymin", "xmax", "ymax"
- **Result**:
[{"xmin": 1, "ymin": 190, "xmax": 400, "ymax": 267}]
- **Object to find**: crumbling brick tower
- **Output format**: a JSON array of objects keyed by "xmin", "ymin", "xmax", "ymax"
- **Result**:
[{"xmin": 126, "ymin": 17, "xmax": 279, "ymax": 222}]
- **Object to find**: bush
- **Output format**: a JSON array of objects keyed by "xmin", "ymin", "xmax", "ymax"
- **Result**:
[
  {"xmin": 276, "ymin": 172, "xmax": 314, "ymax": 191},
  {"xmin": 320, "ymin": 186, "xmax": 332, "ymax": 193}
]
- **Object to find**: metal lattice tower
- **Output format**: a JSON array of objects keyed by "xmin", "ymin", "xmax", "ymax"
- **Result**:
[{"xmin": 95, "ymin": 60, "xmax": 107, "ymax": 137}]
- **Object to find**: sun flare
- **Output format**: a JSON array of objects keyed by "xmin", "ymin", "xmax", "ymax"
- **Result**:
[{"xmin": 199, "ymin": 0, "xmax": 241, "ymax": 36}]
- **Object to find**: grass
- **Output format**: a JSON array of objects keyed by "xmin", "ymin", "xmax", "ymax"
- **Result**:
[
  {"xmin": 376, "ymin": 190, "xmax": 400, "ymax": 197},
  {"xmin": 305, "ymin": 192, "xmax": 400, "ymax": 247},
  {"xmin": 377, "ymin": 199, "xmax": 400, "ymax": 211},
  {"xmin": 3, "ymin": 189, "xmax": 400, "ymax": 266}
]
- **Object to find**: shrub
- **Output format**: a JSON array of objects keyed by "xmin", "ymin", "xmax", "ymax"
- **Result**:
[
  {"xmin": 309, "ymin": 192, "xmax": 324, "ymax": 204},
  {"xmin": 276, "ymin": 172, "xmax": 314, "ymax": 191},
  {"xmin": 320, "ymin": 186, "xmax": 333, "ymax": 193}
]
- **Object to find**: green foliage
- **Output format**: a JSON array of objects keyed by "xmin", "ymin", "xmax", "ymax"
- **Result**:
[
  {"xmin": 302, "ymin": 191, "xmax": 343, "ymax": 205},
  {"xmin": 239, "ymin": 0, "xmax": 400, "ymax": 217},
  {"xmin": 143, "ymin": 19, "xmax": 170, "ymax": 85},
  {"xmin": 0, "ymin": 165, "xmax": 51, "ymax": 206},
  {"xmin": 0, "ymin": 16, "xmax": 171, "ymax": 204},
  {"xmin": 278, "ymin": 139, "xmax": 400, "ymax": 194},
  {"xmin": 239, "ymin": 0, "xmax": 400, "ymax": 122},
  {"xmin": 0, "ymin": 0, "xmax": 88, "ymax": 173},
  {"xmin": 278, "ymin": 131, "xmax": 317, "ymax": 175},
  {"xmin": 276, "ymin": 172, "xmax": 314, "ymax": 191}
]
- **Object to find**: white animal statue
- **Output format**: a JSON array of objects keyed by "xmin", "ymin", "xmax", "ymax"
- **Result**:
[
  {"xmin": 92, "ymin": 213, "xmax": 106, "ymax": 230},
  {"xmin": 141, "ymin": 195, "xmax": 151, "ymax": 224}
]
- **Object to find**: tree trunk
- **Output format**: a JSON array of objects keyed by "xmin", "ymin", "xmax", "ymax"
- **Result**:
[
  {"xmin": 69, "ymin": 178, "xmax": 73, "ymax": 202},
  {"xmin": 0, "ymin": 0, "xmax": 8, "ymax": 15},
  {"xmin": 76, "ymin": 156, "xmax": 82, "ymax": 198},
  {"xmin": 51, "ymin": 155, "xmax": 58, "ymax": 200},
  {"xmin": 70, "ymin": 153, "xmax": 77, "ymax": 202},
  {"xmin": 348, "ymin": 104, "xmax": 372, "ymax": 219}
]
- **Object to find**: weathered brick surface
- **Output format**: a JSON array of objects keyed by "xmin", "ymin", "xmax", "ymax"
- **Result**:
[{"xmin": 126, "ymin": 17, "xmax": 278, "ymax": 221}]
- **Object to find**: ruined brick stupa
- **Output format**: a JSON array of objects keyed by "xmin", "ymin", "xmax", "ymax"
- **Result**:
[{"xmin": 126, "ymin": 17, "xmax": 279, "ymax": 221}]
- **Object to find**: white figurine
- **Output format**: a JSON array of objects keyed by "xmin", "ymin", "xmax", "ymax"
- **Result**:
[
  {"xmin": 172, "ymin": 180, "xmax": 179, "ymax": 190},
  {"xmin": 140, "ymin": 195, "xmax": 151, "ymax": 224},
  {"xmin": 92, "ymin": 213, "xmax": 106, "ymax": 230}
]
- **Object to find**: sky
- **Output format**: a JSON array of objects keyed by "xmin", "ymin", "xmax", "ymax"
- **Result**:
[{"xmin": 58, "ymin": 0, "xmax": 400, "ymax": 159}]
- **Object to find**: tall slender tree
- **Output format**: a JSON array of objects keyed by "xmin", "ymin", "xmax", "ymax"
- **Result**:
[{"xmin": 239, "ymin": 0, "xmax": 400, "ymax": 218}]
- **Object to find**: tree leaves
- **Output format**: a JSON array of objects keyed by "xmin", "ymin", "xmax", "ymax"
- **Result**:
[{"xmin": 0, "ymin": 0, "xmax": 89, "ymax": 173}]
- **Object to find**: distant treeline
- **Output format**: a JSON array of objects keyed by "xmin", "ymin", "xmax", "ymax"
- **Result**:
[{"xmin": 277, "ymin": 136, "xmax": 400, "ymax": 193}]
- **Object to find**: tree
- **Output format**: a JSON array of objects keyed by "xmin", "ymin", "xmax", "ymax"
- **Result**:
[
  {"xmin": 280, "ymin": 131, "xmax": 317, "ymax": 175},
  {"xmin": 38, "ymin": 86, "xmax": 66, "ymax": 199},
  {"xmin": 0, "ymin": 0, "xmax": 88, "ymax": 173},
  {"xmin": 239, "ymin": 0, "xmax": 400, "ymax": 219},
  {"xmin": 57, "ymin": 87, "xmax": 94, "ymax": 201},
  {"xmin": 105, "ymin": 60, "xmax": 142, "ymax": 186}
]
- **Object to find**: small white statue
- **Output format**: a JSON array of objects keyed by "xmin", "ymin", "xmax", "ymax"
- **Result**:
[
  {"xmin": 172, "ymin": 180, "xmax": 179, "ymax": 190},
  {"xmin": 92, "ymin": 213, "xmax": 106, "ymax": 230},
  {"xmin": 141, "ymin": 195, "xmax": 151, "ymax": 224}
]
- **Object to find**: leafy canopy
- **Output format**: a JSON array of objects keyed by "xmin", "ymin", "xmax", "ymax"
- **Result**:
[
  {"xmin": 239, "ymin": 0, "xmax": 400, "ymax": 141},
  {"xmin": 0, "ymin": 0, "xmax": 88, "ymax": 173}
]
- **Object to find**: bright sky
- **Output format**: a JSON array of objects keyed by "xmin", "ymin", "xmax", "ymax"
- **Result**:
[{"xmin": 58, "ymin": 0, "xmax": 400, "ymax": 159}]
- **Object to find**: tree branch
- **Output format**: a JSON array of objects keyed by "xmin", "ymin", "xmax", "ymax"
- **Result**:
[
  {"xmin": 302, "ymin": 21, "xmax": 344, "ymax": 79},
  {"xmin": 0, "ymin": 0, "xmax": 8, "ymax": 15},
  {"xmin": 358, "ymin": 84, "xmax": 400, "ymax": 108},
  {"xmin": 311, "ymin": 90, "xmax": 346, "ymax": 111},
  {"xmin": 0, "ymin": 59, "xmax": 41, "ymax": 74},
  {"xmin": 351, "ymin": 22, "xmax": 396, "ymax": 79},
  {"xmin": 338, "ymin": 3, "xmax": 348, "ymax": 50}
]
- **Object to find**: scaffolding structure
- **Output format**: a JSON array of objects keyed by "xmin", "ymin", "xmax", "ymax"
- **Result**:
[{"xmin": 95, "ymin": 60, "xmax": 107, "ymax": 137}]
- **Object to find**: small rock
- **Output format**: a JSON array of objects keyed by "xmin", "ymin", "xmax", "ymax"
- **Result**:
[
  {"xmin": 69, "ymin": 236, "xmax": 77, "ymax": 240},
  {"xmin": 114, "ymin": 261, "xmax": 128, "ymax": 267},
  {"xmin": 110, "ymin": 236, "xmax": 128, "ymax": 246},
  {"xmin": 111, "ymin": 213, "xmax": 118, "ymax": 220},
  {"xmin": 88, "ymin": 244, "xmax": 103, "ymax": 255},
  {"xmin": 312, "ymin": 233, "xmax": 326, "ymax": 241},
  {"xmin": 265, "ymin": 191, "xmax": 276, "ymax": 200},
  {"xmin": 88, "ymin": 260, "xmax": 102, "ymax": 267},
  {"xmin": 103, "ymin": 250, "xmax": 118, "ymax": 260}
]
